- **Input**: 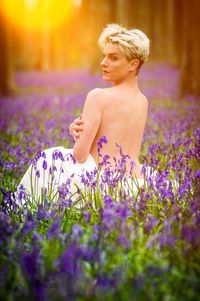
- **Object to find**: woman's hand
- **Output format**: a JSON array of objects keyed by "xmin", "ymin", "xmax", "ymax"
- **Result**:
[{"xmin": 69, "ymin": 116, "xmax": 84, "ymax": 141}]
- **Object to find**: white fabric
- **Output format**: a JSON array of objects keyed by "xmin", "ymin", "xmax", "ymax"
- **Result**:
[{"xmin": 15, "ymin": 146, "xmax": 145, "ymax": 206}]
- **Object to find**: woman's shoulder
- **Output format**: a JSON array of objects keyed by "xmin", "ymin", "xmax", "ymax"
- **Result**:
[
  {"xmin": 139, "ymin": 93, "xmax": 149, "ymax": 107},
  {"xmin": 86, "ymin": 88, "xmax": 112, "ymax": 104},
  {"xmin": 87, "ymin": 87, "xmax": 110, "ymax": 97}
]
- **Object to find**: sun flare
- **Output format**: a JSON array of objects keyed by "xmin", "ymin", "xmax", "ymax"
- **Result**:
[{"xmin": 1, "ymin": 0, "xmax": 73, "ymax": 31}]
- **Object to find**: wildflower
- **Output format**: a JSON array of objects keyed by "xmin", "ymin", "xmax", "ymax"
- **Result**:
[
  {"xmin": 42, "ymin": 160, "xmax": 47, "ymax": 170},
  {"xmin": 72, "ymin": 224, "xmax": 84, "ymax": 238},
  {"xmin": 5, "ymin": 161, "xmax": 16, "ymax": 171},
  {"xmin": 52, "ymin": 150, "xmax": 64, "ymax": 161},
  {"xmin": 60, "ymin": 243, "xmax": 83, "ymax": 277},
  {"xmin": 47, "ymin": 218, "xmax": 60, "ymax": 239},
  {"xmin": 82, "ymin": 210, "xmax": 91, "ymax": 223},
  {"xmin": 97, "ymin": 136, "xmax": 108, "ymax": 154},
  {"xmin": 144, "ymin": 214, "xmax": 159, "ymax": 232},
  {"xmin": 37, "ymin": 205, "xmax": 48, "ymax": 220},
  {"xmin": 65, "ymin": 152, "xmax": 77, "ymax": 164},
  {"xmin": 195, "ymin": 169, "xmax": 200, "ymax": 179}
]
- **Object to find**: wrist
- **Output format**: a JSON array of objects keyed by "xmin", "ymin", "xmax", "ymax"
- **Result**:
[{"xmin": 69, "ymin": 123, "xmax": 73, "ymax": 135}]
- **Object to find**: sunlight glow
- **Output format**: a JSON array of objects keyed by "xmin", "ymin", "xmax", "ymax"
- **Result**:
[
  {"xmin": 73, "ymin": 0, "xmax": 82, "ymax": 7},
  {"xmin": 1, "ymin": 0, "xmax": 73, "ymax": 31}
]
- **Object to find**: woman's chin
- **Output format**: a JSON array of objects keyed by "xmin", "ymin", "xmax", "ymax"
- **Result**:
[{"xmin": 102, "ymin": 74, "xmax": 112, "ymax": 82}]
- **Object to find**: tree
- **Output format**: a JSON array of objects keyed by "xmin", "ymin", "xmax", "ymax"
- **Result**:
[
  {"xmin": 178, "ymin": 0, "xmax": 200, "ymax": 97},
  {"xmin": 0, "ymin": 6, "xmax": 15, "ymax": 96}
]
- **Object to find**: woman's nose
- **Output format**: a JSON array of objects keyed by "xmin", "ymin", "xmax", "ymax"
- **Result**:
[{"xmin": 101, "ymin": 57, "xmax": 108, "ymax": 66}]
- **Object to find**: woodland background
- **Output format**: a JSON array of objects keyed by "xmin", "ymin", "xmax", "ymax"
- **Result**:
[{"xmin": 0, "ymin": 0, "xmax": 200, "ymax": 98}]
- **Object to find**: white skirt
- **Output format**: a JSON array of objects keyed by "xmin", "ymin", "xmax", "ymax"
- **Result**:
[{"xmin": 15, "ymin": 146, "xmax": 145, "ymax": 207}]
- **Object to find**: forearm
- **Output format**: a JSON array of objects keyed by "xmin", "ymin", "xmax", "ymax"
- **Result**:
[
  {"xmin": 69, "ymin": 122, "xmax": 73, "ymax": 136},
  {"xmin": 69, "ymin": 116, "xmax": 83, "ymax": 141}
]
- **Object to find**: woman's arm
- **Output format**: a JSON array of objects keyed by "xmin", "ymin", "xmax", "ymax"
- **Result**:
[
  {"xmin": 69, "ymin": 116, "xmax": 84, "ymax": 141},
  {"xmin": 73, "ymin": 89, "xmax": 103, "ymax": 163}
]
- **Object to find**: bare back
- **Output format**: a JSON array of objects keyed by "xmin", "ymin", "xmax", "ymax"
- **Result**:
[{"xmin": 90, "ymin": 86, "xmax": 148, "ymax": 177}]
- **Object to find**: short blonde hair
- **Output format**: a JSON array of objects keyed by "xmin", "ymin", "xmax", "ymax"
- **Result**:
[{"xmin": 98, "ymin": 24, "xmax": 150, "ymax": 67}]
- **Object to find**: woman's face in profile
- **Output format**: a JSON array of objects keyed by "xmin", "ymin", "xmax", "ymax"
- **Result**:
[{"xmin": 100, "ymin": 43, "xmax": 131, "ymax": 85}]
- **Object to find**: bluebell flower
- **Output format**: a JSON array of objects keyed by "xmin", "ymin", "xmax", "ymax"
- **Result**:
[
  {"xmin": 47, "ymin": 218, "xmax": 60, "ymax": 239},
  {"xmin": 72, "ymin": 224, "xmax": 84, "ymax": 238},
  {"xmin": 195, "ymin": 169, "xmax": 200, "ymax": 179},
  {"xmin": 42, "ymin": 159, "xmax": 47, "ymax": 170},
  {"xmin": 52, "ymin": 150, "xmax": 64, "ymax": 161},
  {"xmin": 97, "ymin": 136, "xmax": 108, "ymax": 154}
]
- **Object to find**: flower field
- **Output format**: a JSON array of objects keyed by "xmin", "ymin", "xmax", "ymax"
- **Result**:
[{"xmin": 0, "ymin": 64, "xmax": 200, "ymax": 301}]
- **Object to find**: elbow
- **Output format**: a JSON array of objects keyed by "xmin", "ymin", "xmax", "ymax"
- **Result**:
[
  {"xmin": 73, "ymin": 148, "xmax": 88, "ymax": 163},
  {"xmin": 74, "ymin": 155, "xmax": 87, "ymax": 163}
]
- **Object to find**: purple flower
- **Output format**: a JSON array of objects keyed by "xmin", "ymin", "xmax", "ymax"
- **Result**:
[
  {"xmin": 60, "ymin": 242, "xmax": 83, "ymax": 277},
  {"xmin": 47, "ymin": 218, "xmax": 60, "ymax": 239},
  {"xmin": 144, "ymin": 214, "xmax": 159, "ymax": 232},
  {"xmin": 68, "ymin": 153, "xmax": 77, "ymax": 164},
  {"xmin": 99, "ymin": 154, "xmax": 111, "ymax": 168},
  {"xmin": 195, "ymin": 169, "xmax": 200, "ymax": 179},
  {"xmin": 72, "ymin": 224, "xmax": 84, "ymax": 238},
  {"xmin": 59, "ymin": 179, "xmax": 73, "ymax": 201},
  {"xmin": 22, "ymin": 214, "xmax": 37, "ymax": 235},
  {"xmin": 37, "ymin": 205, "xmax": 48, "ymax": 219},
  {"xmin": 52, "ymin": 166, "xmax": 57, "ymax": 172},
  {"xmin": 32, "ymin": 151, "xmax": 46, "ymax": 165},
  {"xmin": 22, "ymin": 251, "xmax": 37, "ymax": 280},
  {"xmin": 115, "ymin": 203, "xmax": 130, "ymax": 220},
  {"xmin": 103, "ymin": 195, "xmax": 113, "ymax": 207},
  {"xmin": 52, "ymin": 150, "xmax": 64, "ymax": 161},
  {"xmin": 194, "ymin": 127, "xmax": 200, "ymax": 139},
  {"xmin": 5, "ymin": 161, "xmax": 16, "ymax": 171},
  {"xmin": 80, "ymin": 174, "xmax": 89, "ymax": 186},
  {"xmin": 97, "ymin": 136, "xmax": 108, "ymax": 154},
  {"xmin": 117, "ymin": 235, "xmax": 130, "ymax": 248},
  {"xmin": 42, "ymin": 159, "xmax": 47, "ymax": 170},
  {"xmin": 96, "ymin": 276, "xmax": 115, "ymax": 290},
  {"xmin": 82, "ymin": 210, "xmax": 91, "ymax": 223},
  {"xmin": 40, "ymin": 151, "xmax": 46, "ymax": 159},
  {"xmin": 21, "ymin": 247, "xmax": 45, "ymax": 301},
  {"xmin": 81, "ymin": 245, "xmax": 97, "ymax": 261}
]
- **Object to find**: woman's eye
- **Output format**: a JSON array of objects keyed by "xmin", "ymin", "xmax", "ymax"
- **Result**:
[{"xmin": 110, "ymin": 57, "xmax": 117, "ymax": 61}]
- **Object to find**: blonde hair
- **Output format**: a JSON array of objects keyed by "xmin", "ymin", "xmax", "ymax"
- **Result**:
[{"xmin": 98, "ymin": 24, "xmax": 150, "ymax": 71}]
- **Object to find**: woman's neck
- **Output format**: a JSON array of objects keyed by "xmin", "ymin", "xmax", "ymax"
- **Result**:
[{"xmin": 113, "ymin": 74, "xmax": 139, "ymax": 89}]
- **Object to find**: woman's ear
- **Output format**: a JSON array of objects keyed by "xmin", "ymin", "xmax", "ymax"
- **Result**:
[{"xmin": 129, "ymin": 59, "xmax": 140, "ymax": 72}]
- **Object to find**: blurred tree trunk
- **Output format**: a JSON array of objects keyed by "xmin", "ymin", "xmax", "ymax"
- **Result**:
[
  {"xmin": 127, "ymin": 0, "xmax": 151, "ymax": 35},
  {"xmin": 116, "ymin": 0, "xmax": 126, "ymax": 25},
  {"xmin": 0, "ymin": 7, "xmax": 15, "ymax": 96},
  {"xmin": 108, "ymin": 0, "xmax": 117, "ymax": 22},
  {"xmin": 90, "ymin": 0, "xmax": 118, "ymax": 71},
  {"xmin": 165, "ymin": 0, "xmax": 176, "ymax": 62},
  {"xmin": 37, "ymin": 0, "xmax": 52, "ymax": 70},
  {"xmin": 126, "ymin": 0, "xmax": 176, "ymax": 63},
  {"xmin": 79, "ymin": 0, "xmax": 94, "ymax": 69},
  {"xmin": 149, "ymin": 0, "xmax": 175, "ymax": 62},
  {"xmin": 51, "ymin": 28, "xmax": 63, "ymax": 69},
  {"xmin": 174, "ymin": 0, "xmax": 183, "ymax": 67},
  {"xmin": 80, "ymin": 0, "xmax": 117, "ymax": 71},
  {"xmin": 179, "ymin": 0, "xmax": 200, "ymax": 97},
  {"xmin": 37, "ymin": 30, "xmax": 52, "ymax": 70}
]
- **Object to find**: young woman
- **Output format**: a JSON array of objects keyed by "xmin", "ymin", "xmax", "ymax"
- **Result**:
[{"xmin": 16, "ymin": 24, "xmax": 150, "ymax": 204}]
